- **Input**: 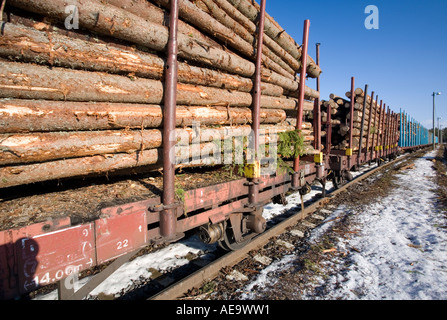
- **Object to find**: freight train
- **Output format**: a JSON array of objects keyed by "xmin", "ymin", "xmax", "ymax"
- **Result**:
[{"xmin": 0, "ymin": 0, "xmax": 437, "ymax": 299}]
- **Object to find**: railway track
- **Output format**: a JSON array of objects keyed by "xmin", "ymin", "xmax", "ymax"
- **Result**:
[{"xmin": 147, "ymin": 149, "xmax": 424, "ymax": 300}]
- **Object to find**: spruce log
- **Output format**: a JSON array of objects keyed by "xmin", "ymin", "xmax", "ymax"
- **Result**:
[
  {"xmin": 1, "ymin": 18, "xmax": 316, "ymax": 100},
  {"xmin": 151, "ymin": 0, "xmax": 295, "ymax": 79},
  {"xmin": 211, "ymin": 0, "xmax": 301, "ymax": 73},
  {"xmin": 8, "ymin": 0, "xmax": 255, "ymax": 77},
  {"xmin": 0, "ymin": 148, "xmax": 159, "ymax": 189},
  {"xmin": 0, "ymin": 124, "xmax": 299, "ymax": 165},
  {"xmin": 0, "ymin": 100, "xmax": 287, "ymax": 133},
  {"xmin": 104, "ymin": 0, "xmax": 224, "ymax": 50},
  {"xmin": 194, "ymin": 0, "xmax": 295, "ymax": 76},
  {"xmin": 225, "ymin": 0, "xmax": 321, "ymax": 78},
  {"xmin": 0, "ymin": 138, "xmax": 317, "ymax": 188},
  {"xmin": 0, "ymin": 23, "xmax": 283, "ymax": 97},
  {"xmin": 261, "ymin": 69, "xmax": 319, "ymax": 100},
  {"xmin": 0, "ymin": 61, "xmax": 302, "ymax": 109}
]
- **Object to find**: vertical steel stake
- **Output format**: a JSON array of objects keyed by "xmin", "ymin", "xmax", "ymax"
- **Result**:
[
  {"xmin": 314, "ymin": 43, "xmax": 321, "ymax": 153},
  {"xmin": 161, "ymin": 0, "xmax": 182, "ymax": 242},
  {"xmin": 347, "ymin": 77, "xmax": 355, "ymax": 169},
  {"xmin": 248, "ymin": 0, "xmax": 266, "ymax": 205},
  {"xmin": 358, "ymin": 84, "xmax": 368, "ymax": 166},
  {"xmin": 292, "ymin": 19, "xmax": 310, "ymax": 188},
  {"xmin": 371, "ymin": 95, "xmax": 378, "ymax": 159},
  {"xmin": 366, "ymin": 90, "xmax": 375, "ymax": 160}
]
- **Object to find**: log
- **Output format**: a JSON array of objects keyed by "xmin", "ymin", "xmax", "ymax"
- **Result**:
[
  {"xmin": 225, "ymin": 0, "xmax": 321, "ymax": 78},
  {"xmin": 0, "ymin": 130, "xmax": 161, "ymax": 165},
  {"xmin": 194, "ymin": 0, "xmax": 296, "ymax": 76},
  {"xmin": 0, "ymin": 61, "xmax": 301, "ymax": 109},
  {"xmin": 0, "ymin": 124, "xmax": 298, "ymax": 165},
  {"xmin": 0, "ymin": 22, "xmax": 283, "ymax": 96},
  {"xmin": 339, "ymin": 124, "xmax": 350, "ymax": 136},
  {"xmin": 0, "ymin": 100, "xmax": 287, "ymax": 133},
  {"xmin": 104, "ymin": 0, "xmax": 224, "ymax": 50},
  {"xmin": 210, "ymin": 0, "xmax": 301, "ymax": 72},
  {"xmin": 8, "ymin": 0, "xmax": 255, "ymax": 77},
  {"xmin": 345, "ymin": 88, "xmax": 364, "ymax": 98},
  {"xmin": 0, "ymin": 135, "xmax": 317, "ymax": 188},
  {"xmin": 151, "ymin": 0, "xmax": 295, "ymax": 79},
  {"xmin": 261, "ymin": 69, "xmax": 319, "ymax": 100},
  {"xmin": 0, "ymin": 148, "xmax": 156, "ymax": 188}
]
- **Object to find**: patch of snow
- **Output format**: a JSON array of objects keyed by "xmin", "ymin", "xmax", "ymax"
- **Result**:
[
  {"xmin": 311, "ymin": 149, "xmax": 447, "ymax": 300},
  {"xmin": 242, "ymin": 149, "xmax": 447, "ymax": 300}
]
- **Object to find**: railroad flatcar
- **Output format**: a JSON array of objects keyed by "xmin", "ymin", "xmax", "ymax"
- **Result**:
[{"xmin": 0, "ymin": 0, "xmax": 435, "ymax": 300}]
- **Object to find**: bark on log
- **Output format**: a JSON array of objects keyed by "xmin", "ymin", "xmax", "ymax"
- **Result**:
[
  {"xmin": 104, "ymin": 0, "xmax": 224, "ymax": 50},
  {"xmin": 151, "ymin": 0, "xmax": 295, "ymax": 79},
  {"xmin": 211, "ymin": 0, "xmax": 301, "ymax": 72},
  {"xmin": 0, "ymin": 61, "xmax": 302, "ymax": 109},
  {"xmin": 225, "ymin": 0, "xmax": 321, "ymax": 78},
  {"xmin": 8, "ymin": 0, "xmax": 255, "ymax": 77},
  {"xmin": 261, "ymin": 69, "xmax": 319, "ymax": 100},
  {"xmin": 0, "ymin": 100, "xmax": 287, "ymax": 133},
  {"xmin": 0, "ymin": 23, "xmax": 284, "ymax": 97},
  {"xmin": 0, "ymin": 124, "xmax": 298, "ymax": 165},
  {"xmin": 194, "ymin": 0, "xmax": 296, "ymax": 76},
  {"xmin": 0, "ymin": 136, "xmax": 317, "ymax": 188}
]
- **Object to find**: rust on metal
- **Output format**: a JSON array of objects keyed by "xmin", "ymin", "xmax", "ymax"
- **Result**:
[
  {"xmin": 292, "ymin": 19, "xmax": 310, "ymax": 188},
  {"xmin": 161, "ymin": 0, "xmax": 181, "ymax": 241},
  {"xmin": 248, "ymin": 0, "xmax": 266, "ymax": 206},
  {"xmin": 366, "ymin": 91, "xmax": 375, "ymax": 159},
  {"xmin": 358, "ymin": 84, "xmax": 368, "ymax": 165}
]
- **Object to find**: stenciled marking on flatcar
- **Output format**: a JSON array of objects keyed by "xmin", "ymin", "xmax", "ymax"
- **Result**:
[
  {"xmin": 116, "ymin": 239, "xmax": 129, "ymax": 251},
  {"xmin": 27, "ymin": 264, "xmax": 83, "ymax": 291}
]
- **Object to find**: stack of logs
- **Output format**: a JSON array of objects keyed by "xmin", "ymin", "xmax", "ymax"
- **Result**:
[
  {"xmin": 322, "ymin": 88, "xmax": 383, "ymax": 151},
  {"xmin": 0, "ymin": 0, "xmax": 321, "ymax": 189}
]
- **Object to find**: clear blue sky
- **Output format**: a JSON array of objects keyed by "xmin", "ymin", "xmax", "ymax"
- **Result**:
[{"xmin": 265, "ymin": 0, "xmax": 447, "ymax": 130}]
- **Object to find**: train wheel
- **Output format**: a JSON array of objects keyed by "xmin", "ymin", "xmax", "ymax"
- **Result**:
[
  {"xmin": 217, "ymin": 212, "xmax": 262, "ymax": 251},
  {"xmin": 332, "ymin": 170, "xmax": 352, "ymax": 189},
  {"xmin": 332, "ymin": 175, "xmax": 343, "ymax": 189},
  {"xmin": 218, "ymin": 228, "xmax": 253, "ymax": 251}
]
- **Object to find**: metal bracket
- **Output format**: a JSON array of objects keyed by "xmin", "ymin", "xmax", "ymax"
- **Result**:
[
  {"xmin": 243, "ymin": 181, "xmax": 261, "ymax": 186},
  {"xmin": 148, "ymin": 202, "xmax": 183, "ymax": 212},
  {"xmin": 242, "ymin": 200, "xmax": 268, "ymax": 213},
  {"xmin": 291, "ymin": 170, "xmax": 306, "ymax": 191}
]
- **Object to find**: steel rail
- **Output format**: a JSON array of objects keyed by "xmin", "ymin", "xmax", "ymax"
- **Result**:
[{"xmin": 150, "ymin": 148, "xmax": 425, "ymax": 300}]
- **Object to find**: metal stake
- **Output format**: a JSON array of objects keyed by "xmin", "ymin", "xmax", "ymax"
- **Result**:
[
  {"xmin": 161, "ymin": 0, "xmax": 182, "ymax": 241},
  {"xmin": 292, "ymin": 19, "xmax": 310, "ymax": 188},
  {"xmin": 248, "ymin": 0, "xmax": 266, "ymax": 205}
]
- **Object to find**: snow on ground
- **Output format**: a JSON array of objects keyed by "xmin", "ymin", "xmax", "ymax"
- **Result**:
[
  {"xmin": 242, "ymin": 148, "xmax": 447, "ymax": 300},
  {"xmin": 36, "ymin": 150, "xmax": 445, "ymax": 301},
  {"xmin": 262, "ymin": 161, "xmax": 378, "ymax": 221},
  {"xmin": 313, "ymin": 148, "xmax": 447, "ymax": 300}
]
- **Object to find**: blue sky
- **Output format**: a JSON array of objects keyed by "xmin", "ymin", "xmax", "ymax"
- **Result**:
[{"xmin": 265, "ymin": 0, "xmax": 447, "ymax": 130}]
